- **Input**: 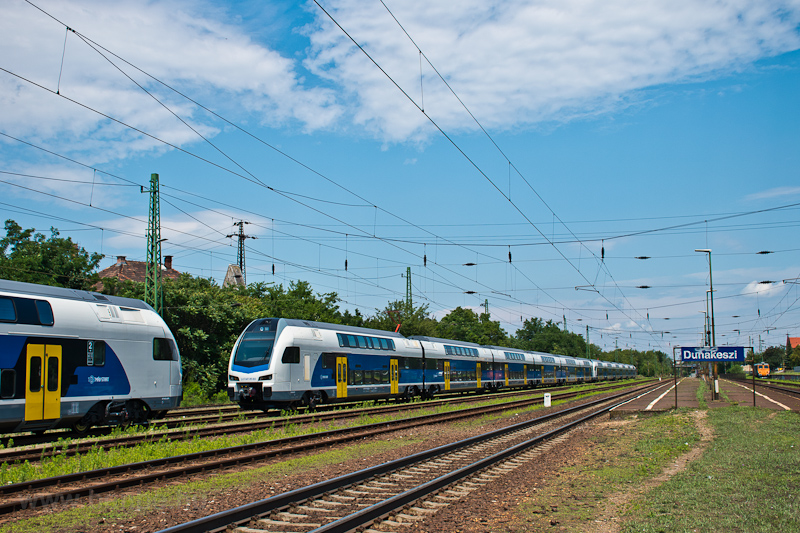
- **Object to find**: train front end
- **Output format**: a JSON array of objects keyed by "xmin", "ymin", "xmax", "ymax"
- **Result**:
[{"xmin": 228, "ymin": 318, "xmax": 286, "ymax": 410}]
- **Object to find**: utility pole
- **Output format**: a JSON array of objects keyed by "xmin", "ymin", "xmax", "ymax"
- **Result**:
[
  {"xmin": 481, "ymin": 299, "xmax": 489, "ymax": 317},
  {"xmin": 404, "ymin": 267, "xmax": 412, "ymax": 314},
  {"xmin": 142, "ymin": 173, "xmax": 163, "ymax": 315},
  {"xmin": 586, "ymin": 325, "xmax": 590, "ymax": 359},
  {"xmin": 227, "ymin": 221, "xmax": 256, "ymax": 285}
]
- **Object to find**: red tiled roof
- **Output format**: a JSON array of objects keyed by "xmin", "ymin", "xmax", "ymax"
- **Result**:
[
  {"xmin": 94, "ymin": 255, "xmax": 181, "ymax": 291},
  {"xmin": 789, "ymin": 337, "xmax": 800, "ymax": 349}
]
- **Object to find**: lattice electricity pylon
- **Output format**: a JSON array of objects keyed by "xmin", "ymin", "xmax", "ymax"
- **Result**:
[
  {"xmin": 405, "ymin": 267, "xmax": 412, "ymax": 314},
  {"xmin": 141, "ymin": 173, "xmax": 163, "ymax": 315},
  {"xmin": 227, "ymin": 221, "xmax": 255, "ymax": 285}
]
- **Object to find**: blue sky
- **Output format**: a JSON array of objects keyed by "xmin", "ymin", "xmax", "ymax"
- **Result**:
[{"xmin": 2, "ymin": 0, "xmax": 799, "ymax": 355}]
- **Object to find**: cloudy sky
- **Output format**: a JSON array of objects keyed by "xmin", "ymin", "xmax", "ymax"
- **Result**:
[{"xmin": 2, "ymin": 0, "xmax": 799, "ymax": 355}]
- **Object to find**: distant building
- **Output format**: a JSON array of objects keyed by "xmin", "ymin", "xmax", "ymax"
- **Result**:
[
  {"xmin": 222, "ymin": 264, "xmax": 245, "ymax": 288},
  {"xmin": 95, "ymin": 255, "xmax": 182, "ymax": 291},
  {"xmin": 788, "ymin": 337, "xmax": 800, "ymax": 350}
]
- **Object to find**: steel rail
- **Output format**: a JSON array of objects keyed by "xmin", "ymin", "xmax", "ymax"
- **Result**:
[
  {"xmin": 156, "ymin": 383, "xmax": 659, "ymax": 533},
  {"xmin": 0, "ymin": 381, "xmax": 640, "ymax": 465},
  {"xmin": 2, "ymin": 383, "xmax": 656, "ymax": 517}
]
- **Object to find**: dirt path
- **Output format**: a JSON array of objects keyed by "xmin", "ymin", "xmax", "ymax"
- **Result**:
[{"xmin": 586, "ymin": 410, "xmax": 715, "ymax": 533}]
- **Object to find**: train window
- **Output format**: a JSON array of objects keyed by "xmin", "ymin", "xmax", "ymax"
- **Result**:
[
  {"xmin": 0, "ymin": 298, "xmax": 15, "ymax": 322},
  {"xmin": 426, "ymin": 359, "xmax": 437, "ymax": 370},
  {"xmin": 234, "ymin": 337, "xmax": 274, "ymax": 368},
  {"xmin": 34, "ymin": 300, "xmax": 54, "ymax": 326},
  {"xmin": 153, "ymin": 338, "xmax": 176, "ymax": 361},
  {"xmin": 356, "ymin": 336, "xmax": 367, "ymax": 349},
  {"xmin": 347, "ymin": 335, "xmax": 357, "ymax": 347},
  {"xmin": 321, "ymin": 353, "xmax": 337, "ymax": 369},
  {"xmin": 281, "ymin": 346, "xmax": 300, "ymax": 364},
  {"xmin": 380, "ymin": 338, "xmax": 389, "ymax": 350},
  {"xmin": 47, "ymin": 357, "xmax": 59, "ymax": 392},
  {"xmin": 94, "ymin": 341, "xmax": 106, "ymax": 366},
  {"xmin": 86, "ymin": 340, "xmax": 106, "ymax": 366},
  {"xmin": 29, "ymin": 356, "xmax": 41, "ymax": 393},
  {"xmin": 1, "ymin": 369, "xmax": 15, "ymax": 398}
]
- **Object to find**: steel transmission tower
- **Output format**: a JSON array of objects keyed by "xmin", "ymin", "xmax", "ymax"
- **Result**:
[
  {"xmin": 227, "ymin": 221, "xmax": 255, "ymax": 285},
  {"xmin": 142, "ymin": 173, "xmax": 163, "ymax": 315},
  {"xmin": 405, "ymin": 267, "xmax": 412, "ymax": 313}
]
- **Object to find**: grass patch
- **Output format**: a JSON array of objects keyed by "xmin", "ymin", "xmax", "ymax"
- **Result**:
[
  {"xmin": 1, "ymin": 437, "xmax": 419, "ymax": 533},
  {"xmin": 622, "ymin": 407, "xmax": 800, "ymax": 532},
  {"xmin": 696, "ymin": 379, "xmax": 709, "ymax": 408},
  {"xmin": 512, "ymin": 411, "xmax": 701, "ymax": 531}
]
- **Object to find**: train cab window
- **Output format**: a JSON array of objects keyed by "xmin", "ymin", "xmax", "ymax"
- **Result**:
[
  {"xmin": 281, "ymin": 346, "xmax": 300, "ymax": 364},
  {"xmin": 29, "ymin": 356, "xmax": 41, "ymax": 393},
  {"xmin": 1, "ymin": 369, "xmax": 15, "ymax": 398},
  {"xmin": 0, "ymin": 298, "xmax": 15, "ymax": 322},
  {"xmin": 34, "ymin": 300, "xmax": 54, "ymax": 326},
  {"xmin": 153, "ymin": 338, "xmax": 176, "ymax": 361},
  {"xmin": 47, "ymin": 357, "xmax": 59, "ymax": 392},
  {"xmin": 87, "ymin": 340, "xmax": 106, "ymax": 366}
]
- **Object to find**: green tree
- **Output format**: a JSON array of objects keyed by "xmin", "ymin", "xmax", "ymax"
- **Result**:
[
  {"xmin": 762, "ymin": 346, "xmax": 785, "ymax": 369},
  {"xmin": 364, "ymin": 300, "xmax": 438, "ymax": 337},
  {"xmin": 789, "ymin": 346, "xmax": 800, "ymax": 370},
  {"xmin": 435, "ymin": 307, "xmax": 508, "ymax": 346},
  {"xmin": 0, "ymin": 219, "xmax": 103, "ymax": 290},
  {"xmin": 513, "ymin": 317, "xmax": 586, "ymax": 357}
]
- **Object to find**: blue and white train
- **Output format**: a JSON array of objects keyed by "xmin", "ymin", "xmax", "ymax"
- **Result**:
[
  {"xmin": 227, "ymin": 318, "xmax": 636, "ymax": 410},
  {"xmin": 0, "ymin": 279, "xmax": 182, "ymax": 434}
]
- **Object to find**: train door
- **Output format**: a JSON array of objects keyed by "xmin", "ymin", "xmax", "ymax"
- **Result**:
[
  {"xmin": 476, "ymin": 362, "xmax": 481, "ymax": 388},
  {"xmin": 444, "ymin": 361, "xmax": 451, "ymax": 391},
  {"xmin": 25, "ymin": 344, "xmax": 62, "ymax": 421},
  {"xmin": 504, "ymin": 364, "xmax": 509, "ymax": 386},
  {"xmin": 336, "ymin": 356, "xmax": 348, "ymax": 398},
  {"xmin": 390, "ymin": 359, "xmax": 399, "ymax": 394},
  {"xmin": 523, "ymin": 364, "xmax": 528, "ymax": 386}
]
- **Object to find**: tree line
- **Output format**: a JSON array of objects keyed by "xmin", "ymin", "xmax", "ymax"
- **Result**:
[{"xmin": 8, "ymin": 219, "xmax": 791, "ymax": 396}]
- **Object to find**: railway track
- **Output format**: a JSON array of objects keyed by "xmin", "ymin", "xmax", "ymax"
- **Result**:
[
  {"xmin": 727, "ymin": 376, "xmax": 800, "ymax": 399},
  {"xmin": 0, "ymin": 380, "xmax": 639, "ymax": 450},
  {"xmin": 157, "ymin": 386, "xmax": 654, "ymax": 533},
  {"xmin": 0, "ymin": 381, "xmax": 642, "ymax": 465},
  {"xmin": 0, "ymin": 381, "xmax": 658, "ymax": 516}
]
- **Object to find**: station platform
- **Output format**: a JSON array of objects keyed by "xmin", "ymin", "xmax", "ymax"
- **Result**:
[{"xmin": 611, "ymin": 378, "xmax": 800, "ymax": 414}]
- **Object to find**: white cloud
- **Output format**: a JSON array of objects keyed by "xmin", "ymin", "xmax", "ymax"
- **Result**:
[
  {"xmin": 1, "ymin": 0, "xmax": 341, "ymax": 163},
  {"xmin": 745, "ymin": 186, "xmax": 800, "ymax": 201},
  {"xmin": 742, "ymin": 280, "xmax": 787, "ymax": 297},
  {"xmin": 306, "ymin": 0, "xmax": 800, "ymax": 141}
]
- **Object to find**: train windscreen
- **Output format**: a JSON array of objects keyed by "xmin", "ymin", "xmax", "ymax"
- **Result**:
[{"xmin": 233, "ymin": 333, "xmax": 275, "ymax": 368}]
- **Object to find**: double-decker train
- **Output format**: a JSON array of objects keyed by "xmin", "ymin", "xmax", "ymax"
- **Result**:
[
  {"xmin": 228, "ymin": 318, "xmax": 636, "ymax": 410},
  {"xmin": 0, "ymin": 280, "xmax": 182, "ymax": 434}
]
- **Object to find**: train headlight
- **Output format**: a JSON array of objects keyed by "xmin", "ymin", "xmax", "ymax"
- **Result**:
[
  {"xmin": 259, "ymin": 374, "xmax": 272, "ymax": 381},
  {"xmin": 229, "ymin": 375, "xmax": 240, "ymax": 382}
]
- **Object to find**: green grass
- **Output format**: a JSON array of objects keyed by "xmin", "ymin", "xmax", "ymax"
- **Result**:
[
  {"xmin": 1, "ymin": 437, "xmax": 419, "ymax": 533},
  {"xmin": 622, "ymin": 407, "xmax": 800, "ymax": 533},
  {"xmin": 513, "ymin": 411, "xmax": 701, "ymax": 531}
]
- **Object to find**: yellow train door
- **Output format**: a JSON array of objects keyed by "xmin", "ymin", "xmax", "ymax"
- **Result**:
[
  {"xmin": 336, "ymin": 356, "xmax": 348, "ymax": 399},
  {"xmin": 25, "ymin": 344, "xmax": 62, "ymax": 421},
  {"xmin": 504, "ymin": 363, "xmax": 509, "ymax": 386},
  {"xmin": 523, "ymin": 364, "xmax": 528, "ymax": 385},
  {"xmin": 444, "ymin": 361, "xmax": 450, "ymax": 391},
  {"xmin": 476, "ymin": 362, "xmax": 481, "ymax": 388},
  {"xmin": 390, "ymin": 359, "xmax": 399, "ymax": 394}
]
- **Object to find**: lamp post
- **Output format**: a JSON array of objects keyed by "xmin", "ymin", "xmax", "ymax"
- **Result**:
[{"xmin": 696, "ymin": 249, "xmax": 718, "ymax": 399}]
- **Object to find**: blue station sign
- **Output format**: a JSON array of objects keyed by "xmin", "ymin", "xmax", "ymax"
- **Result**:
[{"xmin": 680, "ymin": 347, "xmax": 746, "ymax": 362}]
